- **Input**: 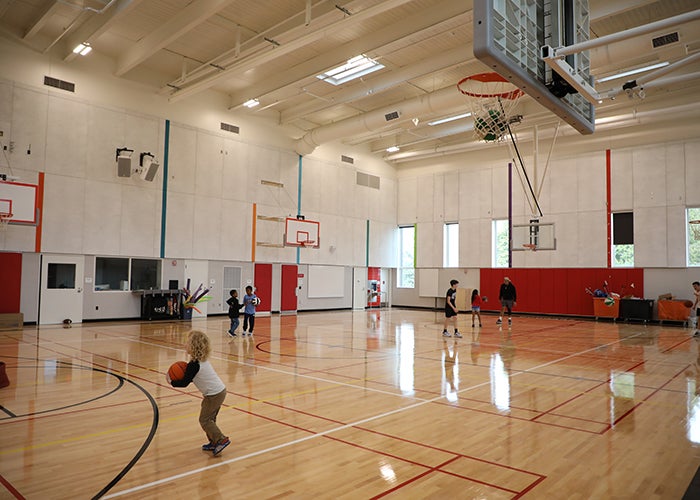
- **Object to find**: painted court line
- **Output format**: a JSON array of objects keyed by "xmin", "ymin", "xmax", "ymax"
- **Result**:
[{"xmin": 103, "ymin": 332, "xmax": 639, "ymax": 497}]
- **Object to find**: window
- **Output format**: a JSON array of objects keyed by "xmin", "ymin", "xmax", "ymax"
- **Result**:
[
  {"xmin": 493, "ymin": 219, "xmax": 509, "ymax": 268},
  {"xmin": 688, "ymin": 207, "xmax": 700, "ymax": 266},
  {"xmin": 612, "ymin": 212, "xmax": 634, "ymax": 267},
  {"xmin": 95, "ymin": 257, "xmax": 161, "ymax": 291},
  {"xmin": 47, "ymin": 263, "xmax": 76, "ymax": 289},
  {"xmin": 131, "ymin": 259, "xmax": 161, "ymax": 290},
  {"xmin": 443, "ymin": 223, "xmax": 459, "ymax": 267},
  {"xmin": 398, "ymin": 225, "xmax": 415, "ymax": 288}
]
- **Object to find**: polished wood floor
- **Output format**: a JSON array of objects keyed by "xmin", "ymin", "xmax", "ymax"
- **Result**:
[{"xmin": 2, "ymin": 309, "xmax": 700, "ymax": 499}]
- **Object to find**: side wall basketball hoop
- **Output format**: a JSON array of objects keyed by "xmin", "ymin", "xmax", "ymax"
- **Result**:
[{"xmin": 284, "ymin": 217, "xmax": 320, "ymax": 248}]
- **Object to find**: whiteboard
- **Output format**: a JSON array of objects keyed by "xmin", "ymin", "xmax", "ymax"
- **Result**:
[
  {"xmin": 418, "ymin": 268, "xmax": 439, "ymax": 297},
  {"xmin": 308, "ymin": 265, "xmax": 345, "ymax": 298}
]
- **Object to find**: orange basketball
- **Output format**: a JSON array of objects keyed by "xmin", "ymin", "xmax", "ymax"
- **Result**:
[
  {"xmin": 167, "ymin": 361, "xmax": 188, "ymax": 382},
  {"xmin": 684, "ymin": 300, "xmax": 694, "ymax": 308}
]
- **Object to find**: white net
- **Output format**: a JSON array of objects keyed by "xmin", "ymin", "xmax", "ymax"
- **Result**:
[
  {"xmin": 458, "ymin": 73, "xmax": 524, "ymax": 142},
  {"xmin": 0, "ymin": 213, "xmax": 12, "ymax": 232}
]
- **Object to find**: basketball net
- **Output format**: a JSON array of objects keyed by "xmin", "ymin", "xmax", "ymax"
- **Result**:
[
  {"xmin": 0, "ymin": 213, "xmax": 12, "ymax": 232},
  {"xmin": 457, "ymin": 73, "xmax": 524, "ymax": 142},
  {"xmin": 690, "ymin": 220, "xmax": 700, "ymax": 240}
]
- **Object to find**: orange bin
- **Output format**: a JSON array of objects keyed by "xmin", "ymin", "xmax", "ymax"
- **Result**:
[
  {"xmin": 593, "ymin": 297, "xmax": 619, "ymax": 319},
  {"xmin": 658, "ymin": 300, "xmax": 691, "ymax": 323}
]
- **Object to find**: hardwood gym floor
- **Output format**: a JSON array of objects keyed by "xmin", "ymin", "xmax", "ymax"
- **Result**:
[{"xmin": 1, "ymin": 309, "xmax": 699, "ymax": 499}]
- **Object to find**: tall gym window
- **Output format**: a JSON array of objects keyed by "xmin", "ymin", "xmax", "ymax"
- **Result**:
[
  {"xmin": 443, "ymin": 222, "xmax": 459, "ymax": 268},
  {"xmin": 398, "ymin": 225, "xmax": 415, "ymax": 288},
  {"xmin": 493, "ymin": 219, "xmax": 509, "ymax": 268},
  {"xmin": 688, "ymin": 207, "xmax": 700, "ymax": 266},
  {"xmin": 612, "ymin": 212, "xmax": 634, "ymax": 267}
]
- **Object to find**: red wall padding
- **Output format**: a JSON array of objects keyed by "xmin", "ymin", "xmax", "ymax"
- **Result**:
[
  {"xmin": 480, "ymin": 268, "xmax": 644, "ymax": 316},
  {"xmin": 254, "ymin": 263, "xmax": 272, "ymax": 313},
  {"xmin": 0, "ymin": 253, "xmax": 22, "ymax": 313}
]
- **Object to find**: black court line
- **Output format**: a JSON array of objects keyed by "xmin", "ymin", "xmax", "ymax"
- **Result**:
[{"xmin": 0, "ymin": 406, "xmax": 16, "ymax": 418}]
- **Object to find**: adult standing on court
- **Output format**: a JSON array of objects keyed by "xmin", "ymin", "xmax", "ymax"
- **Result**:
[
  {"xmin": 442, "ymin": 279, "xmax": 462, "ymax": 338},
  {"xmin": 497, "ymin": 277, "xmax": 517, "ymax": 326},
  {"xmin": 242, "ymin": 285, "xmax": 258, "ymax": 336}
]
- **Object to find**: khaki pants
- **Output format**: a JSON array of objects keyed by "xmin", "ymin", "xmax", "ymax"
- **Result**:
[{"xmin": 199, "ymin": 388, "xmax": 227, "ymax": 444}]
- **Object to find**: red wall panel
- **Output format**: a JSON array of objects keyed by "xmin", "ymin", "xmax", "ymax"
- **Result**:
[
  {"xmin": 480, "ymin": 268, "xmax": 644, "ymax": 317},
  {"xmin": 254, "ymin": 263, "xmax": 272, "ymax": 313},
  {"xmin": 0, "ymin": 253, "xmax": 22, "ymax": 313}
]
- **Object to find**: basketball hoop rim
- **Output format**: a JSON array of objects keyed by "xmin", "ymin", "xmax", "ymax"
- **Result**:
[{"xmin": 457, "ymin": 73, "xmax": 525, "ymax": 100}]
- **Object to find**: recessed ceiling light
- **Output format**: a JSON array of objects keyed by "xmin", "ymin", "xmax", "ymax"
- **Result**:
[
  {"xmin": 243, "ymin": 98, "xmax": 260, "ymax": 108},
  {"xmin": 386, "ymin": 146, "xmax": 400, "ymax": 153},
  {"xmin": 73, "ymin": 42, "xmax": 92, "ymax": 56},
  {"xmin": 317, "ymin": 55, "xmax": 384, "ymax": 86}
]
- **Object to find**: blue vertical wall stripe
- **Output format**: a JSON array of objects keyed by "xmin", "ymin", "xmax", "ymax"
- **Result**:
[
  {"xmin": 160, "ymin": 120, "xmax": 170, "ymax": 258},
  {"xmin": 296, "ymin": 155, "xmax": 302, "ymax": 264}
]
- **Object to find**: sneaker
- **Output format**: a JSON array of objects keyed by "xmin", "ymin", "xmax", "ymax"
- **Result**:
[
  {"xmin": 508, "ymin": 318, "xmax": 512, "ymax": 325},
  {"xmin": 454, "ymin": 331, "xmax": 463, "ymax": 338},
  {"xmin": 213, "ymin": 437, "xmax": 230, "ymax": 456},
  {"xmin": 496, "ymin": 318, "xmax": 502, "ymax": 325},
  {"xmin": 442, "ymin": 330, "xmax": 451, "ymax": 337},
  {"xmin": 694, "ymin": 330, "xmax": 700, "ymax": 337},
  {"xmin": 202, "ymin": 442, "xmax": 215, "ymax": 451},
  {"xmin": 227, "ymin": 331, "xmax": 237, "ymax": 337},
  {"xmin": 471, "ymin": 324, "xmax": 475, "ymax": 328},
  {"xmin": 479, "ymin": 323, "xmax": 482, "ymax": 327}
]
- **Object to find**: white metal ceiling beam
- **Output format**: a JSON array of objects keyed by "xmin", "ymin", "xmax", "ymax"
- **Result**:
[
  {"xmin": 280, "ymin": 47, "xmax": 475, "ymax": 124},
  {"xmin": 167, "ymin": 0, "xmax": 418, "ymax": 102},
  {"xmin": 229, "ymin": 1, "xmax": 470, "ymax": 111},
  {"xmin": 23, "ymin": 1, "xmax": 62, "ymax": 40},
  {"xmin": 115, "ymin": 0, "xmax": 233, "ymax": 76},
  {"xmin": 63, "ymin": 0, "xmax": 142, "ymax": 61}
]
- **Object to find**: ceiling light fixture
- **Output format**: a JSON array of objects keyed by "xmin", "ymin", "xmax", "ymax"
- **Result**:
[
  {"xmin": 72, "ymin": 42, "xmax": 92, "ymax": 56},
  {"xmin": 596, "ymin": 62, "xmax": 669, "ymax": 83},
  {"xmin": 386, "ymin": 146, "xmax": 400, "ymax": 153},
  {"xmin": 317, "ymin": 55, "xmax": 384, "ymax": 85},
  {"xmin": 428, "ymin": 112, "xmax": 472, "ymax": 126},
  {"xmin": 243, "ymin": 98, "xmax": 260, "ymax": 108}
]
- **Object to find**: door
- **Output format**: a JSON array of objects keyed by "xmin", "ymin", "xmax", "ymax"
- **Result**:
[
  {"xmin": 280, "ymin": 264, "xmax": 297, "ymax": 313},
  {"xmin": 254, "ymin": 263, "xmax": 272, "ymax": 313},
  {"xmin": 40, "ymin": 254, "xmax": 84, "ymax": 325},
  {"xmin": 353, "ymin": 267, "xmax": 367, "ymax": 309}
]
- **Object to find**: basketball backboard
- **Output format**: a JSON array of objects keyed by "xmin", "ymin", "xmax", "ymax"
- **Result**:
[
  {"xmin": 511, "ymin": 221, "xmax": 556, "ymax": 251},
  {"xmin": 473, "ymin": 0, "xmax": 595, "ymax": 135},
  {"xmin": 0, "ymin": 180, "xmax": 38, "ymax": 224},
  {"xmin": 285, "ymin": 217, "xmax": 320, "ymax": 248}
]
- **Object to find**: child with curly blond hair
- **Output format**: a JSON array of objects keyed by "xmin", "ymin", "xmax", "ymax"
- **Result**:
[{"xmin": 167, "ymin": 330, "xmax": 230, "ymax": 455}]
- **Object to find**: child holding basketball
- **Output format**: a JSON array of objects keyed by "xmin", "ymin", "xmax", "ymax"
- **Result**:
[
  {"xmin": 242, "ymin": 285, "xmax": 259, "ymax": 336},
  {"xmin": 471, "ymin": 289, "xmax": 483, "ymax": 328},
  {"xmin": 442, "ymin": 279, "xmax": 461, "ymax": 338},
  {"xmin": 226, "ymin": 289, "xmax": 243, "ymax": 337},
  {"xmin": 167, "ymin": 330, "xmax": 230, "ymax": 456}
]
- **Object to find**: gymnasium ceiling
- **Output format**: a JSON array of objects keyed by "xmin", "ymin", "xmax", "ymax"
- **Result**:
[{"xmin": 1, "ymin": 0, "xmax": 700, "ymax": 165}]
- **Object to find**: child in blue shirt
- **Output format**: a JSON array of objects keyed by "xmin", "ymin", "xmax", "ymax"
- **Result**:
[{"xmin": 242, "ymin": 285, "xmax": 259, "ymax": 336}]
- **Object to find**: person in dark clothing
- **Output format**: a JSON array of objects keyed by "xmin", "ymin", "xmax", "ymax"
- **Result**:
[
  {"xmin": 442, "ymin": 279, "xmax": 461, "ymax": 338},
  {"xmin": 226, "ymin": 289, "xmax": 243, "ymax": 337},
  {"xmin": 496, "ymin": 277, "xmax": 517, "ymax": 326}
]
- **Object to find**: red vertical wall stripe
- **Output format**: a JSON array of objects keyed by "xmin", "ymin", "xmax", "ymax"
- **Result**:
[{"xmin": 606, "ymin": 149, "xmax": 612, "ymax": 268}]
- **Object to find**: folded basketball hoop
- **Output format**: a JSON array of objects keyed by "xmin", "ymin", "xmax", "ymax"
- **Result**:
[
  {"xmin": 457, "ymin": 73, "xmax": 524, "ymax": 142},
  {"xmin": 690, "ymin": 220, "xmax": 700, "ymax": 240}
]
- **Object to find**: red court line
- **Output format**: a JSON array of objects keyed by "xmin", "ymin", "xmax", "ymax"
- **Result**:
[
  {"xmin": 0, "ymin": 473, "xmax": 25, "ymax": 500},
  {"xmin": 29, "ymin": 338, "xmax": 548, "ymax": 497}
]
